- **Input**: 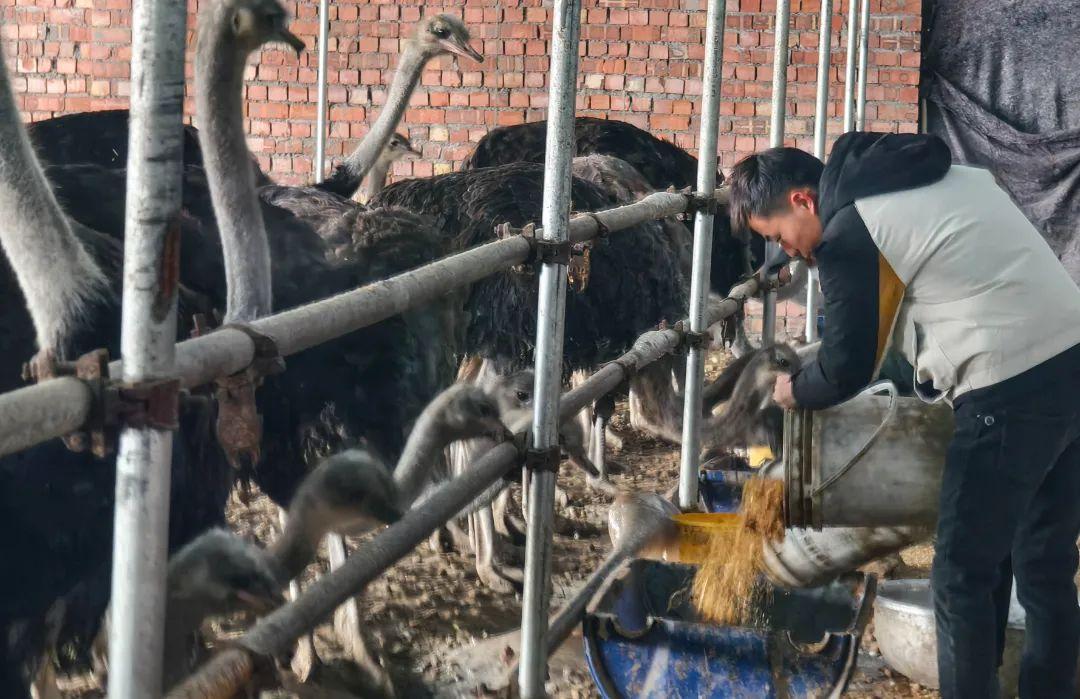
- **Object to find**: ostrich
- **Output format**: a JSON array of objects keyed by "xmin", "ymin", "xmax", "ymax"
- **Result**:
[
  {"xmin": 359, "ymin": 132, "xmax": 421, "ymax": 203},
  {"xmin": 24, "ymin": 15, "xmax": 479, "ymax": 204},
  {"xmin": 0, "ymin": 40, "xmax": 235, "ymax": 699},
  {"xmin": 191, "ymin": 2, "xmax": 467, "ymax": 693},
  {"xmin": 461, "ymin": 117, "xmax": 797, "ymax": 356},
  {"xmin": 369, "ymin": 162, "xmax": 687, "ymax": 589},
  {"xmin": 442, "ymin": 365, "xmax": 615, "ymax": 592},
  {"xmin": 701, "ymin": 343, "xmax": 801, "ymax": 456},
  {"xmin": 318, "ymin": 14, "xmax": 481, "ymax": 199}
]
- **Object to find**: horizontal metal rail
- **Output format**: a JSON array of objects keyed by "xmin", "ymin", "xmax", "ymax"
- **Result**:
[
  {"xmin": 165, "ymin": 272, "xmax": 760, "ymax": 698},
  {"xmin": 0, "ymin": 190, "xmax": 712, "ymax": 459}
]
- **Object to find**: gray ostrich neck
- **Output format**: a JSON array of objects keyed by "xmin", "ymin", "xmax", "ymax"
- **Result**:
[
  {"xmin": 267, "ymin": 514, "xmax": 319, "ymax": 582},
  {"xmin": 0, "ymin": 49, "xmax": 105, "ymax": 353},
  {"xmin": 393, "ymin": 404, "xmax": 454, "ymax": 507},
  {"xmin": 361, "ymin": 154, "xmax": 394, "ymax": 202},
  {"xmin": 339, "ymin": 46, "xmax": 426, "ymax": 193},
  {"xmin": 195, "ymin": 25, "xmax": 272, "ymax": 322}
]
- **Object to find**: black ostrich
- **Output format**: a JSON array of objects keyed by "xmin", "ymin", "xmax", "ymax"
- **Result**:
[
  {"xmin": 0, "ymin": 2, "xmax": 462, "ymax": 695},
  {"xmin": 0, "ymin": 35, "xmax": 236, "ymax": 698},
  {"xmin": 461, "ymin": 115, "xmax": 764, "ymax": 300},
  {"xmin": 371, "ymin": 162, "xmax": 689, "ymax": 374}
]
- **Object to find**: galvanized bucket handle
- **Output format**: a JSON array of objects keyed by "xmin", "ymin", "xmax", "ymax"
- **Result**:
[{"xmin": 810, "ymin": 381, "xmax": 899, "ymax": 497}]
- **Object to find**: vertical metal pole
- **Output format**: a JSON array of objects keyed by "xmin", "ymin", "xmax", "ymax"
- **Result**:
[
  {"xmin": 763, "ymin": 0, "xmax": 792, "ymax": 344},
  {"xmin": 518, "ymin": 0, "xmax": 580, "ymax": 695},
  {"xmin": 676, "ymin": 0, "xmax": 727, "ymax": 512},
  {"xmin": 805, "ymin": 0, "xmax": 833, "ymax": 343},
  {"xmin": 855, "ymin": 0, "xmax": 870, "ymax": 130},
  {"xmin": 314, "ymin": 0, "xmax": 330, "ymax": 183},
  {"xmin": 811, "ymin": 0, "xmax": 834, "ymax": 160},
  {"xmin": 310, "ymin": 0, "xmax": 361, "ymax": 663},
  {"xmin": 107, "ymin": 0, "xmax": 186, "ymax": 695},
  {"xmin": 842, "ymin": 0, "xmax": 859, "ymax": 132}
]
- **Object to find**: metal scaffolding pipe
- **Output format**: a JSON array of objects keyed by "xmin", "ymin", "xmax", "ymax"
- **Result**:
[
  {"xmin": 764, "ymin": 0, "xmax": 792, "ymax": 344},
  {"xmin": 812, "ymin": 0, "xmax": 834, "ymax": 160},
  {"xmin": 0, "ymin": 190, "xmax": 697, "ymax": 459},
  {"xmin": 519, "ymin": 0, "xmax": 581, "ymax": 693},
  {"xmin": 855, "ymin": 0, "xmax": 870, "ymax": 130},
  {"xmin": 806, "ymin": 0, "xmax": 834, "ymax": 343},
  {"xmin": 842, "ymin": 0, "xmax": 860, "ymax": 132},
  {"xmin": 107, "ymin": 0, "xmax": 187, "ymax": 695},
  {"xmin": 314, "ymin": 0, "xmax": 330, "ymax": 183},
  {"xmin": 677, "ymin": 0, "xmax": 728, "ymax": 512},
  {"xmin": 166, "ymin": 273, "xmax": 763, "ymax": 699}
]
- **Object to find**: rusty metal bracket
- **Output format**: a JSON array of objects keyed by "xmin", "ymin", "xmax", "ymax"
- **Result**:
[
  {"xmin": 676, "ymin": 187, "xmax": 721, "ymax": 221},
  {"xmin": 21, "ymin": 348, "xmax": 180, "ymax": 458},
  {"xmin": 495, "ymin": 220, "xmax": 592, "ymax": 291},
  {"xmin": 212, "ymin": 324, "xmax": 286, "ymax": 472},
  {"xmin": 669, "ymin": 319, "xmax": 711, "ymax": 355}
]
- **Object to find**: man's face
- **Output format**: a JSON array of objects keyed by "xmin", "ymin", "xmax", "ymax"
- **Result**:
[{"xmin": 747, "ymin": 188, "xmax": 823, "ymax": 263}]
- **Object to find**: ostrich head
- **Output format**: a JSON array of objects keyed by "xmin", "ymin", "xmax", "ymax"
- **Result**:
[
  {"xmin": 167, "ymin": 529, "xmax": 284, "ymax": 614},
  {"xmin": 385, "ymin": 132, "xmax": 422, "ymax": 161},
  {"xmin": 289, "ymin": 449, "xmax": 404, "ymax": 538},
  {"xmin": 490, "ymin": 370, "xmax": 535, "ymax": 416},
  {"xmin": 411, "ymin": 14, "xmax": 483, "ymax": 63},
  {"xmin": 211, "ymin": 0, "xmax": 305, "ymax": 56},
  {"xmin": 434, "ymin": 383, "xmax": 512, "ymax": 442}
]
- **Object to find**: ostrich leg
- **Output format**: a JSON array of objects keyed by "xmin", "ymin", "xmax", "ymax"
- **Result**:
[{"xmin": 279, "ymin": 508, "xmax": 317, "ymax": 681}]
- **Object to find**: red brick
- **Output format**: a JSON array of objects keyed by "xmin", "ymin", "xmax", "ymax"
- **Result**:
[{"xmin": 9, "ymin": 0, "xmax": 918, "ymax": 185}]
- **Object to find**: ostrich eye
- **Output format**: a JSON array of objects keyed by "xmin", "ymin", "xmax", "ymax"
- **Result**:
[
  {"xmin": 776, "ymin": 356, "xmax": 789, "ymax": 368},
  {"xmin": 515, "ymin": 390, "xmax": 530, "ymax": 402},
  {"xmin": 432, "ymin": 26, "xmax": 450, "ymax": 39}
]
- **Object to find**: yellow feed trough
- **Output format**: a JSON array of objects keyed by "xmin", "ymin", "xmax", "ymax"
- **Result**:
[{"xmin": 672, "ymin": 513, "xmax": 738, "ymax": 564}]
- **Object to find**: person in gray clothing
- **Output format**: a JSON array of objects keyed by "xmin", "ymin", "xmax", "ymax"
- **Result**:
[{"xmin": 728, "ymin": 132, "xmax": 1080, "ymax": 698}]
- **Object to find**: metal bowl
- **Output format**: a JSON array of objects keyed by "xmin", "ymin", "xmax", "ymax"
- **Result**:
[{"xmin": 874, "ymin": 579, "xmax": 1025, "ymax": 695}]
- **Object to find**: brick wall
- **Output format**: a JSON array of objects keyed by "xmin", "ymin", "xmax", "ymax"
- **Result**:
[{"xmin": 1, "ymin": 0, "xmax": 921, "ymax": 340}]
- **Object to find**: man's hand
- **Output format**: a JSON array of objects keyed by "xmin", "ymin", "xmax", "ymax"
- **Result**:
[{"xmin": 773, "ymin": 374, "xmax": 797, "ymax": 410}]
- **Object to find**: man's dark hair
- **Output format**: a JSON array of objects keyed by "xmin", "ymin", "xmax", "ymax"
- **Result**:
[{"xmin": 728, "ymin": 147, "xmax": 824, "ymax": 237}]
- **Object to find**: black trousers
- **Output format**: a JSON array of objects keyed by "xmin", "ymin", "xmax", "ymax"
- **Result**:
[{"xmin": 932, "ymin": 365, "xmax": 1080, "ymax": 698}]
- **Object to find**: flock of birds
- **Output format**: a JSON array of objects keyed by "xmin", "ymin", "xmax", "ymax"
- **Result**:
[{"xmin": 0, "ymin": 0, "xmax": 803, "ymax": 696}]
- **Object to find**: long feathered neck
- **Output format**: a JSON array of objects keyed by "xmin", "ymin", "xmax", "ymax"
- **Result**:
[
  {"xmin": 195, "ymin": 17, "xmax": 273, "ymax": 322},
  {"xmin": 267, "ymin": 510, "xmax": 320, "ymax": 582},
  {"xmin": 392, "ymin": 394, "xmax": 459, "ymax": 507},
  {"xmin": 319, "ymin": 43, "xmax": 428, "ymax": 198},
  {"xmin": 361, "ymin": 151, "xmax": 395, "ymax": 202},
  {"xmin": 0, "ymin": 49, "xmax": 107, "ymax": 355}
]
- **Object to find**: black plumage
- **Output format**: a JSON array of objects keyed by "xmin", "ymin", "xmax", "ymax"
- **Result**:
[
  {"xmin": 462, "ymin": 116, "xmax": 704, "ymax": 192},
  {"xmin": 461, "ymin": 117, "xmax": 762, "ymax": 296},
  {"xmin": 0, "ymin": 164, "xmax": 457, "ymax": 695},
  {"xmin": 0, "ymin": 221, "xmax": 235, "ymax": 693},
  {"xmin": 26, "ymin": 109, "xmax": 273, "ymax": 186},
  {"xmin": 371, "ymin": 162, "xmax": 688, "ymax": 374}
]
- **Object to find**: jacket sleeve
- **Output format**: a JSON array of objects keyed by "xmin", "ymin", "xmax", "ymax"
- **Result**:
[{"xmin": 792, "ymin": 204, "xmax": 899, "ymax": 410}]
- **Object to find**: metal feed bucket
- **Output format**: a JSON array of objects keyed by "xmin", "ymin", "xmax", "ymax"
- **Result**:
[
  {"xmin": 701, "ymin": 466, "xmax": 931, "ymax": 589},
  {"xmin": 782, "ymin": 381, "xmax": 954, "ymax": 529}
]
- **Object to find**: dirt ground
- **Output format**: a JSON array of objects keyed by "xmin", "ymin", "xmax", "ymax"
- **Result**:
[{"xmin": 56, "ymin": 349, "xmax": 941, "ymax": 698}]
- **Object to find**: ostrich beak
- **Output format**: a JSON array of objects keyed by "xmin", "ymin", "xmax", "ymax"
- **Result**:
[
  {"xmin": 276, "ymin": 28, "xmax": 306, "ymax": 58},
  {"xmin": 406, "ymin": 143, "xmax": 423, "ymax": 157},
  {"xmin": 442, "ymin": 38, "xmax": 484, "ymax": 64}
]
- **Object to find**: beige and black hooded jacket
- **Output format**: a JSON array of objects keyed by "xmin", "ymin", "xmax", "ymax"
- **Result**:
[{"xmin": 791, "ymin": 132, "xmax": 1080, "ymax": 409}]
